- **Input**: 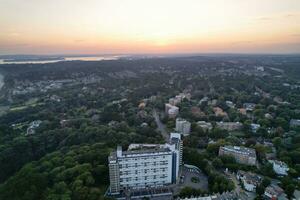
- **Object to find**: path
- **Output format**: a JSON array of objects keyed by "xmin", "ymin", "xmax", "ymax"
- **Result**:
[{"xmin": 152, "ymin": 109, "xmax": 169, "ymax": 142}]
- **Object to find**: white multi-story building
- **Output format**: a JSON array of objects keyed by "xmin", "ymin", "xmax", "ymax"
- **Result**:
[
  {"xmin": 108, "ymin": 133, "xmax": 182, "ymax": 195},
  {"xmin": 269, "ymin": 160, "xmax": 289, "ymax": 176},
  {"xmin": 165, "ymin": 103, "xmax": 179, "ymax": 118},
  {"xmin": 176, "ymin": 118, "xmax": 191, "ymax": 136}
]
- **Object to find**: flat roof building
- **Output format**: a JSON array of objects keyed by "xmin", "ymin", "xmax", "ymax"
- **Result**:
[
  {"xmin": 197, "ymin": 121, "xmax": 213, "ymax": 131},
  {"xmin": 108, "ymin": 134, "xmax": 182, "ymax": 195},
  {"xmin": 216, "ymin": 122, "xmax": 243, "ymax": 131},
  {"xmin": 176, "ymin": 118, "xmax": 191, "ymax": 136},
  {"xmin": 165, "ymin": 103, "xmax": 179, "ymax": 118},
  {"xmin": 268, "ymin": 160, "xmax": 289, "ymax": 176},
  {"xmin": 219, "ymin": 146, "xmax": 257, "ymax": 166}
]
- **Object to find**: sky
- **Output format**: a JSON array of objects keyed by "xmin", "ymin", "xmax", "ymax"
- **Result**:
[{"xmin": 0, "ymin": 0, "xmax": 300, "ymax": 55}]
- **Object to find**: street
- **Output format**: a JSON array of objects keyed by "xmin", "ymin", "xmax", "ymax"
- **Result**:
[{"xmin": 153, "ymin": 109, "xmax": 169, "ymax": 142}]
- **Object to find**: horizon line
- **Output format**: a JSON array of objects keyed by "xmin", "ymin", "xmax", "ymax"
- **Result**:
[{"xmin": 1, "ymin": 52, "xmax": 300, "ymax": 57}]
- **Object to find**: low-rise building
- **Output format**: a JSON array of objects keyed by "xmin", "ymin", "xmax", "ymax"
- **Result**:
[
  {"xmin": 138, "ymin": 102, "xmax": 146, "ymax": 109},
  {"xmin": 236, "ymin": 170, "xmax": 262, "ymax": 192},
  {"xmin": 208, "ymin": 99, "xmax": 218, "ymax": 106},
  {"xmin": 197, "ymin": 121, "xmax": 213, "ymax": 131},
  {"xmin": 199, "ymin": 96, "xmax": 209, "ymax": 105},
  {"xmin": 251, "ymin": 123, "xmax": 261, "ymax": 133},
  {"xmin": 238, "ymin": 108, "xmax": 247, "ymax": 115},
  {"xmin": 216, "ymin": 122, "xmax": 243, "ymax": 131},
  {"xmin": 178, "ymin": 191, "xmax": 239, "ymax": 200},
  {"xmin": 169, "ymin": 93, "xmax": 190, "ymax": 106},
  {"xmin": 175, "ymin": 118, "xmax": 191, "ymax": 136},
  {"xmin": 219, "ymin": 146, "xmax": 257, "ymax": 166},
  {"xmin": 213, "ymin": 107, "xmax": 228, "ymax": 117},
  {"xmin": 169, "ymin": 97, "xmax": 181, "ymax": 106},
  {"xmin": 165, "ymin": 103, "xmax": 179, "ymax": 118},
  {"xmin": 243, "ymin": 103, "xmax": 256, "ymax": 111},
  {"xmin": 290, "ymin": 119, "xmax": 300, "ymax": 128},
  {"xmin": 264, "ymin": 184, "xmax": 287, "ymax": 200},
  {"xmin": 268, "ymin": 160, "xmax": 289, "ymax": 176},
  {"xmin": 225, "ymin": 101, "xmax": 235, "ymax": 108},
  {"xmin": 265, "ymin": 113, "xmax": 273, "ymax": 119},
  {"xmin": 26, "ymin": 120, "xmax": 42, "ymax": 135}
]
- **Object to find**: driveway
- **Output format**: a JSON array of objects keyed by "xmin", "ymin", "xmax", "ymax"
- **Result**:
[{"xmin": 173, "ymin": 167, "xmax": 208, "ymax": 195}]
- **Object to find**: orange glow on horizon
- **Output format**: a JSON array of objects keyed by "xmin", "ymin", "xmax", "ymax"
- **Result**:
[{"xmin": 0, "ymin": 0, "xmax": 300, "ymax": 54}]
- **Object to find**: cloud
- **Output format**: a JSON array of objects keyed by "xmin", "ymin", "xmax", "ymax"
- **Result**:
[
  {"xmin": 74, "ymin": 39, "xmax": 85, "ymax": 43},
  {"xmin": 0, "ymin": 43, "xmax": 30, "ymax": 47},
  {"xmin": 284, "ymin": 13, "xmax": 298, "ymax": 18},
  {"xmin": 256, "ymin": 17, "xmax": 272, "ymax": 21},
  {"xmin": 9, "ymin": 32, "xmax": 21, "ymax": 37},
  {"xmin": 231, "ymin": 41, "xmax": 253, "ymax": 46},
  {"xmin": 15, "ymin": 43, "xmax": 30, "ymax": 47}
]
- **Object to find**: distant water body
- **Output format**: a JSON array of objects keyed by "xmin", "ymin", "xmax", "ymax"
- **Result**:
[{"xmin": 0, "ymin": 55, "xmax": 122, "ymax": 64}]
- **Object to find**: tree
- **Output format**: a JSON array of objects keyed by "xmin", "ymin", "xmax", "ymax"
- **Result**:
[
  {"xmin": 243, "ymin": 120, "xmax": 252, "ymax": 133},
  {"xmin": 210, "ymin": 128, "xmax": 228, "ymax": 139},
  {"xmin": 261, "ymin": 177, "xmax": 271, "ymax": 188},
  {"xmin": 272, "ymin": 137, "xmax": 282, "ymax": 149},
  {"xmin": 256, "ymin": 184, "xmax": 265, "ymax": 196},
  {"xmin": 285, "ymin": 184, "xmax": 295, "ymax": 199},
  {"xmin": 212, "ymin": 158, "xmax": 223, "ymax": 169},
  {"xmin": 275, "ymin": 117, "xmax": 288, "ymax": 130},
  {"xmin": 260, "ymin": 163, "xmax": 276, "ymax": 177}
]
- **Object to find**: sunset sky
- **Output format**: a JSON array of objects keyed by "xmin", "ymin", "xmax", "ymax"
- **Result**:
[{"xmin": 0, "ymin": 0, "xmax": 300, "ymax": 55}]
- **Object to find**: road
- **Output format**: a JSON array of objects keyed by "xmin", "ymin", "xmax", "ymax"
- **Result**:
[{"xmin": 152, "ymin": 109, "xmax": 169, "ymax": 142}]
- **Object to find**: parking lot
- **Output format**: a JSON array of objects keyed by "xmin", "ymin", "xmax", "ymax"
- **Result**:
[{"xmin": 173, "ymin": 165, "xmax": 208, "ymax": 195}]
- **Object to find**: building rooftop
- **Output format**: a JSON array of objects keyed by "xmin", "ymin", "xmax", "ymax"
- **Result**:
[
  {"xmin": 221, "ymin": 145, "xmax": 256, "ymax": 157},
  {"xmin": 265, "ymin": 184, "xmax": 284, "ymax": 197},
  {"xmin": 122, "ymin": 147, "xmax": 171, "ymax": 156},
  {"xmin": 237, "ymin": 170, "xmax": 261, "ymax": 185},
  {"xmin": 269, "ymin": 160, "xmax": 289, "ymax": 168}
]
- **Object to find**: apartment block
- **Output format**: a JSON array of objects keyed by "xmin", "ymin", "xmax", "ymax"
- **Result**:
[
  {"xmin": 108, "ymin": 133, "xmax": 182, "ymax": 195},
  {"xmin": 175, "ymin": 118, "xmax": 191, "ymax": 136},
  {"xmin": 219, "ymin": 146, "xmax": 257, "ymax": 166}
]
